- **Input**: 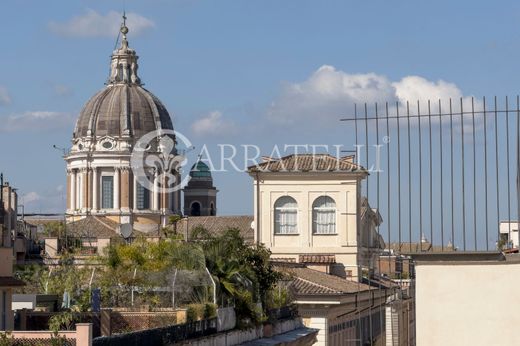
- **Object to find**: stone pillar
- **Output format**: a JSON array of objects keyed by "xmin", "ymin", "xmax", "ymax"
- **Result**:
[
  {"xmin": 92, "ymin": 168, "xmax": 99, "ymax": 211},
  {"xmin": 66, "ymin": 170, "xmax": 71, "ymax": 211},
  {"xmin": 70, "ymin": 170, "xmax": 77, "ymax": 210},
  {"xmin": 81, "ymin": 168, "xmax": 88, "ymax": 210},
  {"xmin": 133, "ymin": 175, "xmax": 138, "ymax": 210},
  {"xmin": 153, "ymin": 170, "xmax": 160, "ymax": 211},
  {"xmin": 114, "ymin": 168, "xmax": 120, "ymax": 210},
  {"xmin": 120, "ymin": 167, "xmax": 130, "ymax": 210},
  {"xmin": 87, "ymin": 168, "xmax": 92, "ymax": 210},
  {"xmin": 161, "ymin": 175, "xmax": 168, "ymax": 212},
  {"xmin": 75, "ymin": 323, "xmax": 93, "ymax": 346}
]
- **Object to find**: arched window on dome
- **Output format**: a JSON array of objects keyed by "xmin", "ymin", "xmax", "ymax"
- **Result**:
[
  {"xmin": 274, "ymin": 196, "xmax": 298, "ymax": 234},
  {"xmin": 210, "ymin": 203, "xmax": 215, "ymax": 216},
  {"xmin": 312, "ymin": 196, "xmax": 336, "ymax": 234}
]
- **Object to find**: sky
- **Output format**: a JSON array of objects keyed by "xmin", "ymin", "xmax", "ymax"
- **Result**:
[{"xmin": 1, "ymin": 0, "xmax": 520, "ymax": 247}]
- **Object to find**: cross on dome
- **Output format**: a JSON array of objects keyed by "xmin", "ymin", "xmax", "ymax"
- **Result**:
[{"xmin": 108, "ymin": 12, "xmax": 141, "ymax": 85}]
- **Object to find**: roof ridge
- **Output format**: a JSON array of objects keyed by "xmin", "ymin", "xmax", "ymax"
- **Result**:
[{"xmin": 93, "ymin": 216, "xmax": 117, "ymax": 231}]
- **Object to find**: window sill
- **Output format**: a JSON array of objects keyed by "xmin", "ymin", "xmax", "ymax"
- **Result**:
[
  {"xmin": 274, "ymin": 233, "xmax": 300, "ymax": 236},
  {"xmin": 312, "ymin": 233, "xmax": 338, "ymax": 236}
]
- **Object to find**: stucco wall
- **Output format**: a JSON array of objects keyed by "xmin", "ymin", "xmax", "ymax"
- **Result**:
[
  {"xmin": 252, "ymin": 173, "xmax": 362, "ymax": 278},
  {"xmin": 416, "ymin": 262, "xmax": 520, "ymax": 346}
]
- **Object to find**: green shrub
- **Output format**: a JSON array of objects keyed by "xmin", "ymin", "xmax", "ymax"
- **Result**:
[
  {"xmin": 186, "ymin": 303, "xmax": 206, "ymax": 322},
  {"xmin": 0, "ymin": 332, "xmax": 13, "ymax": 346},
  {"xmin": 203, "ymin": 303, "xmax": 217, "ymax": 319}
]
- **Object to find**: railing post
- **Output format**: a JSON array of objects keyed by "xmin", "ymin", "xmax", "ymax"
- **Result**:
[{"xmin": 75, "ymin": 323, "xmax": 93, "ymax": 346}]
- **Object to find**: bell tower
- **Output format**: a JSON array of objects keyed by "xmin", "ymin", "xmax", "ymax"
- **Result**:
[{"xmin": 183, "ymin": 160, "xmax": 217, "ymax": 216}]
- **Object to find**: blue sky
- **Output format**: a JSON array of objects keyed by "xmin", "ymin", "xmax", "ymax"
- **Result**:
[{"xmin": 1, "ymin": 1, "xmax": 520, "ymax": 247}]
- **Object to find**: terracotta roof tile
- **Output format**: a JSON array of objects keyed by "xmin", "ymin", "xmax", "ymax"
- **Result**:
[
  {"xmin": 181, "ymin": 216, "xmax": 254, "ymax": 243},
  {"xmin": 299, "ymin": 254, "xmax": 336, "ymax": 264},
  {"xmin": 247, "ymin": 154, "xmax": 365, "ymax": 173},
  {"xmin": 274, "ymin": 264, "xmax": 373, "ymax": 296},
  {"xmin": 67, "ymin": 216, "xmax": 120, "ymax": 238}
]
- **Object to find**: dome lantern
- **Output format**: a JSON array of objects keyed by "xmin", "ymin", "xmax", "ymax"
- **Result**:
[{"xmin": 108, "ymin": 13, "xmax": 141, "ymax": 85}]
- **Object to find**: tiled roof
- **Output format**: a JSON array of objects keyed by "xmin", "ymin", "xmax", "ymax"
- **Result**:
[
  {"xmin": 66, "ymin": 216, "xmax": 121, "ymax": 238},
  {"xmin": 299, "ymin": 254, "xmax": 336, "ymax": 264},
  {"xmin": 247, "ymin": 154, "xmax": 364, "ymax": 173},
  {"xmin": 274, "ymin": 264, "xmax": 373, "ymax": 296},
  {"xmin": 389, "ymin": 242, "xmax": 456, "ymax": 254},
  {"xmin": 180, "ymin": 216, "xmax": 254, "ymax": 243}
]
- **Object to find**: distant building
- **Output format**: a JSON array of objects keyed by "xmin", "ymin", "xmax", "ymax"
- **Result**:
[
  {"xmin": 183, "ymin": 161, "xmax": 218, "ymax": 216},
  {"xmin": 248, "ymin": 154, "xmax": 384, "ymax": 280},
  {"xmin": 275, "ymin": 262, "xmax": 391, "ymax": 346},
  {"xmin": 179, "ymin": 215, "xmax": 252, "ymax": 242},
  {"xmin": 64, "ymin": 21, "xmax": 181, "ymax": 233},
  {"xmin": 248, "ymin": 154, "xmax": 390, "ymax": 346},
  {"xmin": 1, "ymin": 175, "xmax": 18, "ymax": 247},
  {"xmin": 499, "ymin": 221, "xmax": 519, "ymax": 249}
]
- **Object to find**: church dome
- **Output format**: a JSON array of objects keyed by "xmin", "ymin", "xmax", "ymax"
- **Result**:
[
  {"xmin": 73, "ymin": 85, "xmax": 173, "ymax": 139},
  {"xmin": 72, "ymin": 22, "xmax": 173, "ymax": 140},
  {"xmin": 189, "ymin": 161, "xmax": 212, "ymax": 178}
]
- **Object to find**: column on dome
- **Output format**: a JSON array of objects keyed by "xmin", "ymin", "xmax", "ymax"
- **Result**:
[
  {"xmin": 71, "ymin": 169, "xmax": 76, "ymax": 211},
  {"xmin": 161, "ymin": 174, "xmax": 169, "ymax": 212},
  {"xmin": 120, "ymin": 167, "xmax": 131, "ymax": 210},
  {"xmin": 172, "ymin": 171, "xmax": 181, "ymax": 213},
  {"xmin": 87, "ymin": 168, "xmax": 93, "ymax": 209},
  {"xmin": 92, "ymin": 167, "xmax": 99, "ymax": 211},
  {"xmin": 82, "ymin": 168, "xmax": 88, "ymax": 210},
  {"xmin": 132, "ymin": 174, "xmax": 138, "ymax": 210},
  {"xmin": 153, "ymin": 170, "xmax": 160, "ymax": 211},
  {"xmin": 114, "ymin": 168, "xmax": 121, "ymax": 210},
  {"xmin": 66, "ymin": 170, "xmax": 71, "ymax": 211},
  {"xmin": 77, "ymin": 169, "xmax": 83, "ymax": 210}
]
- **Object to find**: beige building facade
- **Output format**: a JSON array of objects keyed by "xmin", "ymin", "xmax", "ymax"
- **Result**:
[
  {"xmin": 248, "ymin": 154, "xmax": 383, "ymax": 280},
  {"xmin": 415, "ymin": 253, "xmax": 520, "ymax": 346}
]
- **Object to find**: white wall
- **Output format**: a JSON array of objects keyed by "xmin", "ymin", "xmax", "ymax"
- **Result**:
[
  {"xmin": 416, "ymin": 262, "xmax": 520, "ymax": 346},
  {"xmin": 252, "ymin": 172, "xmax": 362, "ymax": 278},
  {"xmin": 499, "ymin": 221, "xmax": 519, "ymax": 248}
]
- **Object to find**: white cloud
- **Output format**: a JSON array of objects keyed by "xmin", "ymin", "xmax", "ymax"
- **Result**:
[
  {"xmin": 49, "ymin": 9, "xmax": 155, "ymax": 38},
  {"xmin": 392, "ymin": 76, "xmax": 463, "ymax": 106},
  {"xmin": 21, "ymin": 186, "xmax": 65, "ymax": 213},
  {"xmin": 0, "ymin": 111, "xmax": 74, "ymax": 133},
  {"xmin": 22, "ymin": 192, "xmax": 41, "ymax": 204},
  {"xmin": 267, "ymin": 65, "xmax": 472, "ymax": 127},
  {"xmin": 0, "ymin": 86, "xmax": 11, "ymax": 105},
  {"xmin": 191, "ymin": 111, "xmax": 238, "ymax": 137}
]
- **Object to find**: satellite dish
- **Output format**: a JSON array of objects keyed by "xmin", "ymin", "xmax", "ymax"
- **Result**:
[
  {"xmin": 37, "ymin": 224, "xmax": 45, "ymax": 233},
  {"xmin": 250, "ymin": 221, "xmax": 255, "ymax": 230},
  {"xmin": 119, "ymin": 223, "xmax": 133, "ymax": 239}
]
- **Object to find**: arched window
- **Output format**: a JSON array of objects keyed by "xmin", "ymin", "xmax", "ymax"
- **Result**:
[
  {"xmin": 190, "ymin": 201, "xmax": 201, "ymax": 216},
  {"xmin": 312, "ymin": 196, "xmax": 336, "ymax": 234},
  {"xmin": 274, "ymin": 196, "xmax": 298, "ymax": 234}
]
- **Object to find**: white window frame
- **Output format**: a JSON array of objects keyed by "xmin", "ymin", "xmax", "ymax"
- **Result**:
[
  {"xmin": 312, "ymin": 196, "xmax": 337, "ymax": 234},
  {"xmin": 274, "ymin": 196, "xmax": 298, "ymax": 235}
]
